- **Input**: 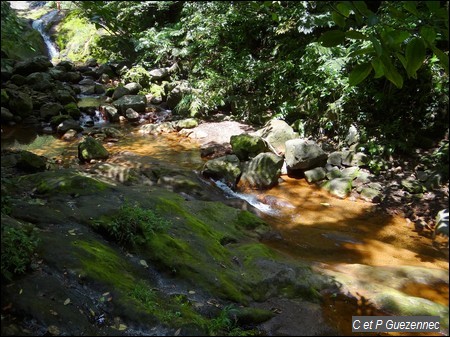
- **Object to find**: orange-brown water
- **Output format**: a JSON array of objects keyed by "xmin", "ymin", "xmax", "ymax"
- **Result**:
[{"xmin": 4, "ymin": 128, "xmax": 448, "ymax": 335}]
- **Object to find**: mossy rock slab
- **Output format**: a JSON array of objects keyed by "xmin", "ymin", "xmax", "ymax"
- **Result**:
[{"xmin": 17, "ymin": 168, "xmax": 112, "ymax": 196}]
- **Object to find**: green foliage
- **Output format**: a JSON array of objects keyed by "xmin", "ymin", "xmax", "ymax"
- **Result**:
[
  {"xmin": 1, "ymin": 223, "xmax": 39, "ymax": 281},
  {"xmin": 1, "ymin": 1, "xmax": 46, "ymax": 60},
  {"xmin": 55, "ymin": 10, "xmax": 103, "ymax": 63},
  {"xmin": 91, "ymin": 201, "xmax": 170, "ymax": 247},
  {"xmin": 72, "ymin": 1, "xmax": 448, "ymax": 157},
  {"xmin": 321, "ymin": 1, "xmax": 449, "ymax": 88},
  {"xmin": 121, "ymin": 65, "xmax": 151, "ymax": 88}
]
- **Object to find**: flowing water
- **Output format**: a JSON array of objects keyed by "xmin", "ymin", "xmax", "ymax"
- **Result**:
[
  {"xmin": 2, "ymin": 125, "xmax": 448, "ymax": 335},
  {"xmin": 31, "ymin": 10, "xmax": 60, "ymax": 60}
]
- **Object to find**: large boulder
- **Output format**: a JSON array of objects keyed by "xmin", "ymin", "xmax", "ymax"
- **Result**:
[
  {"xmin": 26, "ymin": 72, "xmax": 53, "ymax": 91},
  {"xmin": 252, "ymin": 120, "xmax": 298, "ymax": 155},
  {"xmin": 13, "ymin": 56, "xmax": 53, "ymax": 76},
  {"xmin": 111, "ymin": 85, "xmax": 131, "ymax": 100},
  {"xmin": 285, "ymin": 139, "xmax": 327, "ymax": 170},
  {"xmin": 202, "ymin": 155, "xmax": 242, "ymax": 188},
  {"xmin": 7, "ymin": 90, "xmax": 33, "ymax": 117},
  {"xmin": 16, "ymin": 150, "xmax": 47, "ymax": 172},
  {"xmin": 112, "ymin": 95, "xmax": 147, "ymax": 113},
  {"xmin": 239, "ymin": 152, "xmax": 284, "ymax": 189},
  {"xmin": 230, "ymin": 134, "xmax": 268, "ymax": 161},
  {"xmin": 78, "ymin": 136, "xmax": 109, "ymax": 163},
  {"xmin": 40, "ymin": 102, "xmax": 63, "ymax": 121}
]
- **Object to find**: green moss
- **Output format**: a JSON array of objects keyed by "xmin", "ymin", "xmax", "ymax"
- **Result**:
[
  {"xmin": 55, "ymin": 11, "xmax": 104, "ymax": 63},
  {"xmin": 18, "ymin": 170, "xmax": 112, "ymax": 196},
  {"xmin": 236, "ymin": 210, "xmax": 267, "ymax": 230},
  {"xmin": 74, "ymin": 239, "xmax": 136, "ymax": 291}
]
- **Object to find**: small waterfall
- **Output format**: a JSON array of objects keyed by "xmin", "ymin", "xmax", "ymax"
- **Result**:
[
  {"xmin": 213, "ymin": 180, "xmax": 277, "ymax": 214},
  {"xmin": 32, "ymin": 10, "xmax": 60, "ymax": 60}
]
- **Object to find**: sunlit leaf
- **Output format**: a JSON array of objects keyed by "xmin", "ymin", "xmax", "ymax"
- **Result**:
[
  {"xmin": 431, "ymin": 46, "xmax": 449, "ymax": 74},
  {"xmin": 349, "ymin": 62, "xmax": 372, "ymax": 86}
]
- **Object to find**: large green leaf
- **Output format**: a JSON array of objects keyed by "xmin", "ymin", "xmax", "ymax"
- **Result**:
[
  {"xmin": 319, "ymin": 30, "xmax": 346, "ymax": 47},
  {"xmin": 420, "ymin": 26, "xmax": 436, "ymax": 44},
  {"xmin": 332, "ymin": 11, "xmax": 346, "ymax": 28},
  {"xmin": 348, "ymin": 46, "xmax": 374, "ymax": 58},
  {"xmin": 370, "ymin": 36, "xmax": 382, "ymax": 56},
  {"xmin": 371, "ymin": 57, "xmax": 384, "ymax": 78},
  {"xmin": 336, "ymin": 3, "xmax": 351, "ymax": 17},
  {"xmin": 345, "ymin": 30, "xmax": 368, "ymax": 40},
  {"xmin": 349, "ymin": 62, "xmax": 373, "ymax": 86},
  {"xmin": 425, "ymin": 1, "xmax": 441, "ymax": 12},
  {"xmin": 405, "ymin": 37, "xmax": 426, "ymax": 78},
  {"xmin": 381, "ymin": 55, "xmax": 403, "ymax": 89},
  {"xmin": 381, "ymin": 29, "xmax": 410, "ymax": 50},
  {"xmin": 395, "ymin": 52, "xmax": 407, "ymax": 71}
]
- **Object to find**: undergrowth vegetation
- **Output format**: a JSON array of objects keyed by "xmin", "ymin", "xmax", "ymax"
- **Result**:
[
  {"xmin": 91, "ymin": 201, "xmax": 170, "ymax": 247},
  {"xmin": 68, "ymin": 1, "xmax": 448, "ymax": 158}
]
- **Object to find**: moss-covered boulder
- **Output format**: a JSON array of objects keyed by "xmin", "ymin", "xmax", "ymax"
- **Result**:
[
  {"xmin": 239, "ymin": 152, "xmax": 284, "ymax": 189},
  {"xmin": 230, "ymin": 134, "xmax": 268, "ymax": 161},
  {"xmin": 6, "ymin": 90, "xmax": 33, "ymax": 117},
  {"xmin": 78, "ymin": 136, "xmax": 109, "ymax": 163},
  {"xmin": 202, "ymin": 155, "xmax": 242, "ymax": 188},
  {"xmin": 321, "ymin": 178, "xmax": 353, "ymax": 198}
]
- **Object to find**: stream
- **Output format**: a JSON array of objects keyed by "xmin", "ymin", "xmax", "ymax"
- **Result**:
[
  {"xmin": 2, "ymin": 6, "xmax": 448, "ymax": 334},
  {"xmin": 2, "ymin": 122, "xmax": 449, "ymax": 335}
]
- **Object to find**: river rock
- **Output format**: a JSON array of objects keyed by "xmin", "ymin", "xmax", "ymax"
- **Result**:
[
  {"xmin": 1, "ymin": 107, "xmax": 14, "ymax": 123},
  {"xmin": 321, "ymin": 178, "xmax": 353, "ymax": 198},
  {"xmin": 239, "ymin": 152, "xmax": 284, "ymax": 189},
  {"xmin": 124, "ymin": 82, "xmax": 142, "ymax": 94},
  {"xmin": 285, "ymin": 139, "xmax": 327, "ymax": 170},
  {"xmin": 112, "ymin": 85, "xmax": 130, "ymax": 100},
  {"xmin": 56, "ymin": 119, "xmax": 83, "ymax": 135},
  {"xmin": 78, "ymin": 136, "xmax": 109, "ymax": 163},
  {"xmin": 13, "ymin": 56, "xmax": 53, "ymax": 76},
  {"xmin": 125, "ymin": 108, "xmax": 140, "ymax": 122},
  {"xmin": 15, "ymin": 150, "xmax": 47, "ymax": 172},
  {"xmin": 252, "ymin": 120, "xmax": 298, "ymax": 155},
  {"xmin": 202, "ymin": 154, "xmax": 241, "ymax": 188},
  {"xmin": 7, "ymin": 90, "xmax": 33, "ymax": 117},
  {"xmin": 304, "ymin": 167, "xmax": 327, "ymax": 183},
  {"xmin": 40, "ymin": 102, "xmax": 63, "ymax": 121},
  {"xmin": 113, "ymin": 95, "xmax": 147, "ymax": 113},
  {"xmin": 230, "ymin": 134, "xmax": 268, "ymax": 161}
]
